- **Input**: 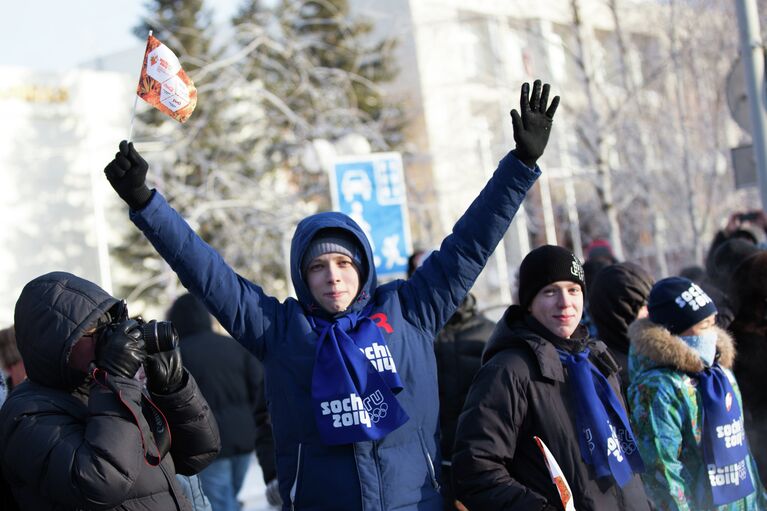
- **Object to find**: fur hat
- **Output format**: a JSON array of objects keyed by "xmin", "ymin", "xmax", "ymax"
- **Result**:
[
  {"xmin": 647, "ymin": 277, "xmax": 717, "ymax": 334},
  {"xmin": 518, "ymin": 245, "xmax": 585, "ymax": 309}
]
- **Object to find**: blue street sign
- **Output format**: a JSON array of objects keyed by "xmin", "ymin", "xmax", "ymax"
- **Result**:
[{"xmin": 330, "ymin": 152, "xmax": 412, "ymax": 278}]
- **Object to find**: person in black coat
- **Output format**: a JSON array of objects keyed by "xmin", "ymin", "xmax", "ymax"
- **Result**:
[
  {"xmin": 409, "ymin": 250, "xmax": 495, "ymax": 510},
  {"xmin": 167, "ymin": 293, "xmax": 279, "ymax": 510},
  {"xmin": 588, "ymin": 262, "xmax": 654, "ymax": 395},
  {"xmin": 729, "ymin": 252, "xmax": 767, "ymax": 483},
  {"xmin": 453, "ymin": 246, "xmax": 650, "ymax": 511},
  {"xmin": 434, "ymin": 293, "xmax": 494, "ymax": 510},
  {"xmin": 0, "ymin": 272, "xmax": 220, "ymax": 510}
]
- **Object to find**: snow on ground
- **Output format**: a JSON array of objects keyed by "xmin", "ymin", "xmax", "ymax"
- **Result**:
[{"xmin": 238, "ymin": 453, "xmax": 277, "ymax": 511}]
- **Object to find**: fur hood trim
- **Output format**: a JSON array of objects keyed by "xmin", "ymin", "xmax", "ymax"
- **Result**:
[{"xmin": 628, "ymin": 318, "xmax": 735, "ymax": 372}]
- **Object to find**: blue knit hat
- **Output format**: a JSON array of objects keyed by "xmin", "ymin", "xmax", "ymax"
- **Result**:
[{"xmin": 647, "ymin": 277, "xmax": 717, "ymax": 334}]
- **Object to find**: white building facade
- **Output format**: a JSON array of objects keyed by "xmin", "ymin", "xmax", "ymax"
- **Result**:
[{"xmin": 0, "ymin": 68, "xmax": 134, "ymax": 324}]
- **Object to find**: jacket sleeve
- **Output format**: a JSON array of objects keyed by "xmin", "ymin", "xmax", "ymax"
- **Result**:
[
  {"xmin": 249, "ymin": 357, "xmax": 277, "ymax": 483},
  {"xmin": 149, "ymin": 371, "xmax": 221, "ymax": 476},
  {"xmin": 398, "ymin": 152, "xmax": 539, "ymax": 336},
  {"xmin": 452, "ymin": 360, "xmax": 549, "ymax": 511},
  {"xmin": 130, "ymin": 192, "xmax": 282, "ymax": 359},
  {"xmin": 628, "ymin": 377, "xmax": 692, "ymax": 511},
  {"xmin": 1, "ymin": 378, "xmax": 149, "ymax": 509}
]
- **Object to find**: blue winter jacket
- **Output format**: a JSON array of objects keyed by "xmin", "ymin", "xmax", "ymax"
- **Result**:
[{"xmin": 130, "ymin": 151, "xmax": 538, "ymax": 510}]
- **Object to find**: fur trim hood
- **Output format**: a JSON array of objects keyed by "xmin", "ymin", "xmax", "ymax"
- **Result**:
[{"xmin": 627, "ymin": 318, "xmax": 735, "ymax": 377}]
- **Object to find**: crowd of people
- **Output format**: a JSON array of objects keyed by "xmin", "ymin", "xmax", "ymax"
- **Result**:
[{"xmin": 0, "ymin": 78, "xmax": 766, "ymax": 511}]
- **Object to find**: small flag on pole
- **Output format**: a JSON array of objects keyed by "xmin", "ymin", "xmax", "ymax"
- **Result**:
[
  {"xmin": 534, "ymin": 436, "xmax": 576, "ymax": 511},
  {"xmin": 135, "ymin": 32, "xmax": 197, "ymax": 123}
]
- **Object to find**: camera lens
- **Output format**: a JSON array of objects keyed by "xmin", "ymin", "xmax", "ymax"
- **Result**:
[{"xmin": 141, "ymin": 320, "xmax": 179, "ymax": 353}]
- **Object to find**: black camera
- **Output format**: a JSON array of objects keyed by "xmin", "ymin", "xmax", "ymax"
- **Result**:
[
  {"xmin": 138, "ymin": 319, "xmax": 179, "ymax": 354},
  {"xmin": 99, "ymin": 318, "xmax": 179, "ymax": 354}
]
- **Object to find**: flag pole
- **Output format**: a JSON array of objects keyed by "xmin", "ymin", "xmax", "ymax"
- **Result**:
[
  {"xmin": 128, "ymin": 30, "xmax": 153, "ymax": 143},
  {"xmin": 127, "ymin": 95, "xmax": 139, "ymax": 143}
]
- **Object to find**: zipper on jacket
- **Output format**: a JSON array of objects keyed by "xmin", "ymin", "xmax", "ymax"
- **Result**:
[
  {"xmin": 290, "ymin": 443, "xmax": 303, "ymax": 511},
  {"xmin": 159, "ymin": 461, "xmax": 184, "ymax": 510},
  {"xmin": 417, "ymin": 429, "xmax": 440, "ymax": 490},
  {"xmin": 372, "ymin": 441, "xmax": 386, "ymax": 508},
  {"xmin": 425, "ymin": 451, "xmax": 440, "ymax": 490},
  {"xmin": 352, "ymin": 443, "xmax": 366, "ymax": 510}
]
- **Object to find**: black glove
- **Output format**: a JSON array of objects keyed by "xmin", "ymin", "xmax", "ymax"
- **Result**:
[
  {"xmin": 510, "ymin": 80, "xmax": 560, "ymax": 168},
  {"xmin": 144, "ymin": 348, "xmax": 185, "ymax": 394},
  {"xmin": 104, "ymin": 140, "xmax": 153, "ymax": 210},
  {"xmin": 95, "ymin": 319, "xmax": 146, "ymax": 378}
]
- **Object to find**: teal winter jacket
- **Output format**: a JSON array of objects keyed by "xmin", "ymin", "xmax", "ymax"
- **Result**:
[{"xmin": 627, "ymin": 319, "xmax": 767, "ymax": 511}]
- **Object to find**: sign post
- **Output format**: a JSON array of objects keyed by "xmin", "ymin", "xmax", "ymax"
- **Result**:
[
  {"xmin": 735, "ymin": 0, "xmax": 767, "ymax": 208},
  {"xmin": 330, "ymin": 152, "xmax": 412, "ymax": 279}
]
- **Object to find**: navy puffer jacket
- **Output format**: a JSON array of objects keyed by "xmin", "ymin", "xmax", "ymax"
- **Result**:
[{"xmin": 131, "ymin": 152, "xmax": 538, "ymax": 510}]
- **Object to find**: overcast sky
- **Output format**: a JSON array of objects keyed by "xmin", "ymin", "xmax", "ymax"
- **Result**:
[{"xmin": 0, "ymin": 1, "xmax": 241, "ymax": 72}]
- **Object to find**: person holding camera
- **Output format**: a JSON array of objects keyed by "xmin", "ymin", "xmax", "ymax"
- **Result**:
[
  {"xmin": 103, "ymin": 80, "xmax": 558, "ymax": 509},
  {"xmin": 0, "ymin": 271, "xmax": 221, "ymax": 510}
]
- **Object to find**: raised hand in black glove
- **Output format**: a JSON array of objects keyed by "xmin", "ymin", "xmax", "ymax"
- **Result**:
[
  {"xmin": 144, "ymin": 348, "xmax": 185, "ymax": 394},
  {"xmin": 96, "ymin": 319, "xmax": 146, "ymax": 378},
  {"xmin": 510, "ymin": 79, "xmax": 560, "ymax": 169},
  {"xmin": 104, "ymin": 140, "xmax": 153, "ymax": 210}
]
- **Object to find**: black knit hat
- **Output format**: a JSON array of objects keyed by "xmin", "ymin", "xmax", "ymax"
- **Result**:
[
  {"xmin": 301, "ymin": 228, "xmax": 364, "ymax": 276},
  {"xmin": 518, "ymin": 245, "xmax": 585, "ymax": 309},
  {"xmin": 648, "ymin": 276, "xmax": 717, "ymax": 334}
]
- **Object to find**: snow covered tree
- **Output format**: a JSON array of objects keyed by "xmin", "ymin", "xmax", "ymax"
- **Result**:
[{"xmin": 111, "ymin": 0, "xmax": 405, "ymax": 308}]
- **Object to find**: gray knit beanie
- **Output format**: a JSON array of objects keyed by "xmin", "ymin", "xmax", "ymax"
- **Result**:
[{"xmin": 301, "ymin": 229, "xmax": 364, "ymax": 276}]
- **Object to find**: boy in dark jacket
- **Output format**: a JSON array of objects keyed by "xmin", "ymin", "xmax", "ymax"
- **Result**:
[
  {"xmin": 104, "ymin": 80, "xmax": 559, "ymax": 510},
  {"xmin": 453, "ymin": 245, "xmax": 650, "ymax": 511},
  {"xmin": 0, "ymin": 271, "xmax": 220, "ymax": 510}
]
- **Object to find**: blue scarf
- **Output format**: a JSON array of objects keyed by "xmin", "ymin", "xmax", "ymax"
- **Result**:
[
  {"xmin": 309, "ymin": 307, "xmax": 409, "ymax": 445},
  {"xmin": 559, "ymin": 348, "xmax": 644, "ymax": 487},
  {"xmin": 697, "ymin": 365, "xmax": 755, "ymax": 505}
]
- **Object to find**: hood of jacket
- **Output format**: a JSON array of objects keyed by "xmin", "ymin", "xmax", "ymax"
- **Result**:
[
  {"xmin": 627, "ymin": 318, "xmax": 735, "ymax": 380},
  {"xmin": 289, "ymin": 211, "xmax": 376, "ymax": 318},
  {"xmin": 14, "ymin": 271, "xmax": 120, "ymax": 391},
  {"xmin": 588, "ymin": 262, "xmax": 653, "ymax": 356},
  {"xmin": 166, "ymin": 293, "xmax": 213, "ymax": 337}
]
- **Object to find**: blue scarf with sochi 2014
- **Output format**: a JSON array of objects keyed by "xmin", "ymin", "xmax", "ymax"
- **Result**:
[
  {"xmin": 309, "ymin": 307, "xmax": 409, "ymax": 445},
  {"xmin": 559, "ymin": 348, "xmax": 644, "ymax": 487},
  {"xmin": 698, "ymin": 365, "xmax": 755, "ymax": 506}
]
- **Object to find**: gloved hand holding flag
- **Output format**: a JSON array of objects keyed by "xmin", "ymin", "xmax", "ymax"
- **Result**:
[{"xmin": 135, "ymin": 31, "xmax": 197, "ymax": 124}]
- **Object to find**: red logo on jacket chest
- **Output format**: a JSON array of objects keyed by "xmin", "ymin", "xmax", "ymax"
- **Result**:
[{"xmin": 370, "ymin": 312, "xmax": 393, "ymax": 334}]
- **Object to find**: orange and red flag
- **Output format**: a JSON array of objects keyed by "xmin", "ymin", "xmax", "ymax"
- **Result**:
[
  {"xmin": 534, "ymin": 436, "xmax": 576, "ymax": 511},
  {"xmin": 136, "ymin": 34, "xmax": 197, "ymax": 123}
]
